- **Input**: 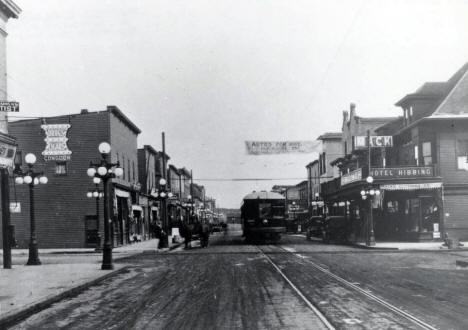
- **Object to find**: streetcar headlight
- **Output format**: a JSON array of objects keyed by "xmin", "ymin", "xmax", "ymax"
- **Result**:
[{"xmin": 263, "ymin": 219, "xmax": 268, "ymax": 224}]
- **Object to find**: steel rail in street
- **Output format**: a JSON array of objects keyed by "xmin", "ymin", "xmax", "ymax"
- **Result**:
[
  {"xmin": 255, "ymin": 246, "xmax": 336, "ymax": 330},
  {"xmin": 273, "ymin": 244, "xmax": 438, "ymax": 330}
]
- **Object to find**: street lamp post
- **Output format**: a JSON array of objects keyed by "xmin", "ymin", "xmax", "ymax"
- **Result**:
[
  {"xmin": 360, "ymin": 176, "xmax": 380, "ymax": 247},
  {"xmin": 314, "ymin": 192, "xmax": 320, "ymax": 215},
  {"xmin": 87, "ymin": 177, "xmax": 104, "ymax": 250},
  {"xmin": 14, "ymin": 153, "xmax": 48, "ymax": 266},
  {"xmin": 87, "ymin": 142, "xmax": 123, "ymax": 270},
  {"xmin": 154, "ymin": 178, "xmax": 173, "ymax": 248}
]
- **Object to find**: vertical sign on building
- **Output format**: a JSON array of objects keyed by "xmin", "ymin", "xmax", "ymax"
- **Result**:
[{"xmin": 41, "ymin": 124, "xmax": 72, "ymax": 161}]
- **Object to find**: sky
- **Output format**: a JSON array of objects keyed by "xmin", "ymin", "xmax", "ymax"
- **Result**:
[{"xmin": 5, "ymin": 0, "xmax": 468, "ymax": 208}]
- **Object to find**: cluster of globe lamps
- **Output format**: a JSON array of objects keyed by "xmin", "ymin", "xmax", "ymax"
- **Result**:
[
  {"xmin": 360, "ymin": 176, "xmax": 380, "ymax": 200},
  {"xmin": 14, "ymin": 153, "xmax": 48, "ymax": 185}
]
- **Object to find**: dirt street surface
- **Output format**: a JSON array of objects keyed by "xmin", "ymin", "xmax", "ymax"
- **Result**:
[{"xmin": 9, "ymin": 227, "xmax": 468, "ymax": 330}]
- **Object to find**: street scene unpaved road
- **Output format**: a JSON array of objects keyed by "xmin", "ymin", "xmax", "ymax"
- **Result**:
[{"xmin": 9, "ymin": 226, "xmax": 468, "ymax": 330}]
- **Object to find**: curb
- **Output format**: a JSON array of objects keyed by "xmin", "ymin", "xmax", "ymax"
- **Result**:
[
  {"xmin": 351, "ymin": 244, "xmax": 399, "ymax": 251},
  {"xmin": 0, "ymin": 266, "xmax": 130, "ymax": 329},
  {"xmin": 456, "ymin": 260, "xmax": 468, "ymax": 268}
]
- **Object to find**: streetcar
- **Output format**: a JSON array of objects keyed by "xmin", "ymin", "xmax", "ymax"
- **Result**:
[{"xmin": 240, "ymin": 191, "xmax": 286, "ymax": 242}]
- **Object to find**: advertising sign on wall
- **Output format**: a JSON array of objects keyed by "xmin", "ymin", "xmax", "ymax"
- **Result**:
[
  {"xmin": 41, "ymin": 124, "xmax": 72, "ymax": 161},
  {"xmin": 369, "ymin": 167, "xmax": 433, "ymax": 179},
  {"xmin": 0, "ymin": 101, "xmax": 19, "ymax": 112}
]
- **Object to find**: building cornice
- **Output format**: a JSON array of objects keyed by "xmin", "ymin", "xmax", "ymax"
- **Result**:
[{"xmin": 0, "ymin": 0, "xmax": 21, "ymax": 19}]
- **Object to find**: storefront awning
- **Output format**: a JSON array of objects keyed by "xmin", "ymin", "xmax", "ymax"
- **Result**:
[
  {"xmin": 132, "ymin": 205, "xmax": 143, "ymax": 212},
  {"xmin": 115, "ymin": 188, "xmax": 130, "ymax": 198},
  {"xmin": 380, "ymin": 182, "xmax": 442, "ymax": 191}
]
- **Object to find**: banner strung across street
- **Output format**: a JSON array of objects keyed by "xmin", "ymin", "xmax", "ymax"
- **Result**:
[{"xmin": 245, "ymin": 140, "xmax": 320, "ymax": 155}]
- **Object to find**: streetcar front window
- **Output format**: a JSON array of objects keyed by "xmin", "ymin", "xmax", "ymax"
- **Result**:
[
  {"xmin": 272, "ymin": 205, "xmax": 285, "ymax": 218},
  {"xmin": 259, "ymin": 203, "xmax": 271, "ymax": 219}
]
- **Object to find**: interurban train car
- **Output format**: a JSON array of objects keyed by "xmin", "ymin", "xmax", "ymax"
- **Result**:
[{"xmin": 240, "ymin": 191, "xmax": 286, "ymax": 242}]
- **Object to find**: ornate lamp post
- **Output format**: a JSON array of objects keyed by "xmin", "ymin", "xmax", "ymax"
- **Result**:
[
  {"xmin": 14, "ymin": 153, "xmax": 48, "ymax": 266},
  {"xmin": 187, "ymin": 194, "xmax": 194, "ymax": 216},
  {"xmin": 360, "ymin": 176, "xmax": 380, "ymax": 246},
  {"xmin": 87, "ymin": 177, "xmax": 104, "ymax": 250},
  {"xmin": 312, "ymin": 192, "xmax": 321, "ymax": 215},
  {"xmin": 154, "ymin": 178, "xmax": 173, "ymax": 248},
  {"xmin": 87, "ymin": 142, "xmax": 123, "ymax": 270}
]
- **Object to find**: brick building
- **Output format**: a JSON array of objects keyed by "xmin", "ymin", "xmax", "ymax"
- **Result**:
[{"xmin": 9, "ymin": 106, "xmax": 142, "ymax": 248}]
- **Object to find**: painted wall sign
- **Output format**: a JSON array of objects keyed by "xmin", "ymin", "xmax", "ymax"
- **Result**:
[
  {"xmin": 245, "ymin": 140, "xmax": 320, "ymax": 155},
  {"xmin": 0, "ymin": 101, "xmax": 19, "ymax": 112},
  {"xmin": 341, "ymin": 168, "xmax": 362, "ymax": 186},
  {"xmin": 354, "ymin": 135, "xmax": 393, "ymax": 149},
  {"xmin": 41, "ymin": 124, "xmax": 72, "ymax": 161},
  {"xmin": 369, "ymin": 167, "xmax": 433, "ymax": 179},
  {"xmin": 0, "ymin": 142, "xmax": 16, "ymax": 168}
]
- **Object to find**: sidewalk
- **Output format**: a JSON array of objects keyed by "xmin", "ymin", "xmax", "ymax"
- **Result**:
[
  {"xmin": 0, "ymin": 238, "xmax": 178, "ymax": 328},
  {"xmin": 353, "ymin": 241, "xmax": 468, "ymax": 251}
]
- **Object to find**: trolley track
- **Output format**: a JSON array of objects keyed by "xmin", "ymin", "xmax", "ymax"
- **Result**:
[{"xmin": 257, "ymin": 244, "xmax": 438, "ymax": 330}]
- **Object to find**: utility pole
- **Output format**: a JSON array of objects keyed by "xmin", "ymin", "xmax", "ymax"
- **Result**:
[
  {"xmin": 190, "ymin": 169, "xmax": 194, "ymax": 215},
  {"xmin": 161, "ymin": 132, "xmax": 168, "ymax": 248},
  {"xmin": 366, "ymin": 129, "xmax": 375, "ymax": 246}
]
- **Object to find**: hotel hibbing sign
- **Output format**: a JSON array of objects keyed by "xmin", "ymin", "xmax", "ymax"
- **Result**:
[{"xmin": 41, "ymin": 124, "xmax": 72, "ymax": 161}]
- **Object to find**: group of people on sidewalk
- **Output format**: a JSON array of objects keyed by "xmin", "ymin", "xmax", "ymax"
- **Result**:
[{"xmin": 151, "ymin": 214, "xmax": 211, "ymax": 250}]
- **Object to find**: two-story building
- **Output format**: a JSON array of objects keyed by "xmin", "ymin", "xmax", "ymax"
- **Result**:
[
  {"xmin": 323, "ymin": 63, "xmax": 468, "ymax": 242},
  {"xmin": 9, "ymin": 106, "xmax": 141, "ymax": 248}
]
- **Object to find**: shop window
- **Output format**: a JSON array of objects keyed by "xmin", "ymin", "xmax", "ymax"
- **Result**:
[
  {"xmin": 405, "ymin": 199, "xmax": 420, "ymax": 232},
  {"xmin": 422, "ymin": 199, "xmax": 439, "ymax": 232},
  {"xmin": 122, "ymin": 155, "xmax": 126, "ymax": 180},
  {"xmin": 55, "ymin": 162, "xmax": 67, "ymax": 175},
  {"xmin": 456, "ymin": 140, "xmax": 468, "ymax": 170},
  {"xmin": 386, "ymin": 201, "xmax": 399, "ymax": 213},
  {"xmin": 422, "ymin": 142, "xmax": 432, "ymax": 165},
  {"xmin": 414, "ymin": 145, "xmax": 419, "ymax": 166},
  {"xmin": 127, "ymin": 159, "xmax": 131, "ymax": 181}
]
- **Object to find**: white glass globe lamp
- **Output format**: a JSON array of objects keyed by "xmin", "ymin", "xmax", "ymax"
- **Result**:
[
  {"xmin": 97, "ymin": 166, "xmax": 107, "ymax": 176},
  {"xmin": 98, "ymin": 142, "xmax": 111, "ymax": 154},
  {"xmin": 25, "ymin": 153, "xmax": 37, "ymax": 165},
  {"xmin": 87, "ymin": 167, "xmax": 96, "ymax": 177},
  {"xmin": 114, "ymin": 167, "xmax": 124, "ymax": 177}
]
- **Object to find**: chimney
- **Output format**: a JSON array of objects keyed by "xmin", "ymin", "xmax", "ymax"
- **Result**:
[
  {"xmin": 350, "ymin": 103, "xmax": 356, "ymax": 119},
  {"xmin": 342, "ymin": 110, "xmax": 349, "ymax": 124}
]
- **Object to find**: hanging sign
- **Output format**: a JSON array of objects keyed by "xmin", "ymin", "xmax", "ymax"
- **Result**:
[
  {"xmin": 341, "ymin": 168, "xmax": 362, "ymax": 186},
  {"xmin": 9, "ymin": 202, "xmax": 21, "ymax": 213},
  {"xmin": 0, "ymin": 101, "xmax": 19, "ymax": 112},
  {"xmin": 245, "ymin": 140, "xmax": 320, "ymax": 155},
  {"xmin": 354, "ymin": 136, "xmax": 393, "ymax": 149},
  {"xmin": 41, "ymin": 124, "xmax": 72, "ymax": 161},
  {"xmin": 0, "ymin": 142, "xmax": 16, "ymax": 168}
]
